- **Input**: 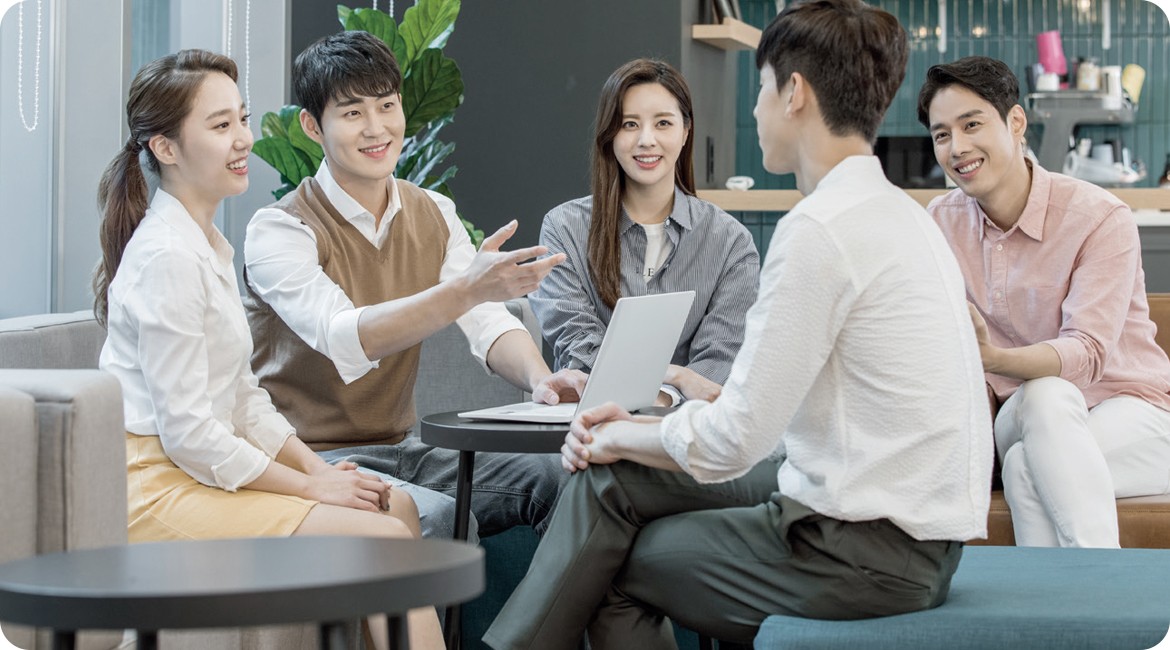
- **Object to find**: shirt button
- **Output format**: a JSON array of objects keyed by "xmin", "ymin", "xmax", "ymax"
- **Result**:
[
  {"xmin": 994, "ymin": 291, "xmax": 1003, "ymax": 299},
  {"xmin": 995, "ymin": 244, "xmax": 1003, "ymax": 251}
]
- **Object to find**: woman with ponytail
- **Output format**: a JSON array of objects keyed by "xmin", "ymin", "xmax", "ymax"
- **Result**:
[
  {"xmin": 95, "ymin": 50, "xmax": 442, "ymax": 649},
  {"xmin": 529, "ymin": 59, "xmax": 760, "ymax": 405}
]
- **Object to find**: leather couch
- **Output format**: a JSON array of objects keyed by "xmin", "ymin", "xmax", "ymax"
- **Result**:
[{"xmin": 973, "ymin": 293, "xmax": 1170, "ymax": 549}]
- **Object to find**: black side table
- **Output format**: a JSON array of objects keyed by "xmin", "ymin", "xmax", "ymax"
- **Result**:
[
  {"xmin": 420, "ymin": 411, "xmax": 567, "ymax": 650},
  {"xmin": 0, "ymin": 536, "xmax": 483, "ymax": 650}
]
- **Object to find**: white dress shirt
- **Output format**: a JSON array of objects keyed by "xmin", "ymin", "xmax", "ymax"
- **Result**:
[
  {"xmin": 244, "ymin": 162, "xmax": 525, "ymax": 384},
  {"xmin": 660, "ymin": 156, "xmax": 993, "ymax": 542},
  {"xmin": 100, "ymin": 190, "xmax": 294, "ymax": 491}
]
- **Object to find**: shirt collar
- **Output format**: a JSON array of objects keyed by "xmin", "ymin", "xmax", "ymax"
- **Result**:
[
  {"xmin": 314, "ymin": 160, "xmax": 401, "ymax": 224},
  {"xmin": 149, "ymin": 189, "xmax": 233, "ymax": 276},
  {"xmin": 973, "ymin": 159, "xmax": 1047, "ymax": 242},
  {"xmin": 618, "ymin": 186, "xmax": 694, "ymax": 235},
  {"xmin": 813, "ymin": 155, "xmax": 888, "ymax": 195}
]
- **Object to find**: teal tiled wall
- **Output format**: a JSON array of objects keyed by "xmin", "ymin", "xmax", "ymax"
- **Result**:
[{"xmin": 732, "ymin": 0, "xmax": 1170, "ymax": 252}]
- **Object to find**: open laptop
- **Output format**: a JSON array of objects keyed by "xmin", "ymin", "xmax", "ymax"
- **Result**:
[{"xmin": 458, "ymin": 291, "xmax": 696, "ymax": 423}]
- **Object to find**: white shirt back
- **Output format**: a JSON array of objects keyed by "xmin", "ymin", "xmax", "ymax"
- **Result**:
[{"xmin": 660, "ymin": 156, "xmax": 992, "ymax": 541}]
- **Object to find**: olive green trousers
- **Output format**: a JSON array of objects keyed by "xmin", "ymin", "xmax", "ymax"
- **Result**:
[{"xmin": 484, "ymin": 460, "xmax": 962, "ymax": 650}]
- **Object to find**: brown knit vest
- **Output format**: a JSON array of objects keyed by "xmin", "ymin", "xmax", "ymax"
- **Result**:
[{"xmin": 244, "ymin": 177, "xmax": 449, "ymax": 450}]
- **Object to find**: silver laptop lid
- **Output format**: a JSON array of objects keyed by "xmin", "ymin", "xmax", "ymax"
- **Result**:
[{"xmin": 574, "ymin": 290, "xmax": 696, "ymax": 413}]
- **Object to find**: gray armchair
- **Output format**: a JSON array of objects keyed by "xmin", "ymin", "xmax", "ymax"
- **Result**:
[{"xmin": 0, "ymin": 300, "xmax": 541, "ymax": 650}]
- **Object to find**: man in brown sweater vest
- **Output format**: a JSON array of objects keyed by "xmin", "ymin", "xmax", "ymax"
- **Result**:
[{"xmin": 243, "ymin": 32, "xmax": 585, "ymax": 540}]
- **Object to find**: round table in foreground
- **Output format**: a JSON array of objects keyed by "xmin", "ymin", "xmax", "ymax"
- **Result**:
[{"xmin": 0, "ymin": 536, "xmax": 483, "ymax": 649}]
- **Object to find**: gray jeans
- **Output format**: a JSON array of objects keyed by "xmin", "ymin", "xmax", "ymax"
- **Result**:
[
  {"xmin": 318, "ymin": 433, "xmax": 568, "ymax": 542},
  {"xmin": 484, "ymin": 460, "xmax": 961, "ymax": 650}
]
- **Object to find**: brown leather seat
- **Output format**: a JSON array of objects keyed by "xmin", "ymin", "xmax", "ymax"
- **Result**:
[
  {"xmin": 971, "ymin": 293, "xmax": 1170, "ymax": 549},
  {"xmin": 973, "ymin": 491, "xmax": 1170, "ymax": 548}
]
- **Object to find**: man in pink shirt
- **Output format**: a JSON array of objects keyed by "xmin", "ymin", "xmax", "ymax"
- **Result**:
[{"xmin": 920, "ymin": 56, "xmax": 1170, "ymax": 548}]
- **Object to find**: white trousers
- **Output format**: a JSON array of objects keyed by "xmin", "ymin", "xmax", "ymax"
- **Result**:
[{"xmin": 995, "ymin": 376, "xmax": 1170, "ymax": 548}]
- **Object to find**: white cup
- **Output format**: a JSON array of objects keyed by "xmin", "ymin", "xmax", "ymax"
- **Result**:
[
  {"xmin": 1091, "ymin": 144, "xmax": 1115, "ymax": 165},
  {"xmin": 1036, "ymin": 72, "xmax": 1061, "ymax": 92},
  {"xmin": 1102, "ymin": 65, "xmax": 1123, "ymax": 109},
  {"xmin": 725, "ymin": 175, "xmax": 755, "ymax": 191}
]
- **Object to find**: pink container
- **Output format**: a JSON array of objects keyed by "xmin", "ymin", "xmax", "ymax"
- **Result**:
[{"xmin": 1036, "ymin": 30, "xmax": 1067, "ymax": 76}]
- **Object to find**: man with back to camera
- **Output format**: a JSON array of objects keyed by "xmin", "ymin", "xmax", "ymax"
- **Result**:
[
  {"xmin": 920, "ymin": 56, "xmax": 1170, "ymax": 548},
  {"xmin": 483, "ymin": 2, "xmax": 993, "ymax": 648},
  {"xmin": 243, "ymin": 31, "xmax": 587, "ymax": 540}
]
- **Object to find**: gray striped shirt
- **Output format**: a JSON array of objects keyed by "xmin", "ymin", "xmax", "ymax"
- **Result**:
[{"xmin": 530, "ymin": 187, "xmax": 760, "ymax": 384}]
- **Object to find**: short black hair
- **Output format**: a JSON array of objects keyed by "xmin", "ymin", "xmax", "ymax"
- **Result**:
[
  {"xmin": 293, "ymin": 31, "xmax": 402, "ymax": 127},
  {"xmin": 917, "ymin": 56, "xmax": 1019, "ymax": 129},
  {"xmin": 755, "ymin": 0, "xmax": 908, "ymax": 143}
]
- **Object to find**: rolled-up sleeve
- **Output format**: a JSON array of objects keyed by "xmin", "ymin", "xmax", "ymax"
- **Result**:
[
  {"xmin": 232, "ymin": 366, "xmax": 296, "ymax": 459},
  {"xmin": 684, "ymin": 227, "xmax": 760, "ymax": 384},
  {"xmin": 528, "ymin": 211, "xmax": 609, "ymax": 371},
  {"xmin": 1047, "ymin": 208, "xmax": 1138, "ymax": 388},
  {"xmin": 244, "ymin": 208, "xmax": 376, "ymax": 384}
]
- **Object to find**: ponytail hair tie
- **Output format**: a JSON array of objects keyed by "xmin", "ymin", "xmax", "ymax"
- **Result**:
[{"xmin": 126, "ymin": 137, "xmax": 143, "ymax": 154}]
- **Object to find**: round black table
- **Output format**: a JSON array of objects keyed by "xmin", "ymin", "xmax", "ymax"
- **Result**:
[
  {"xmin": 420, "ymin": 411, "xmax": 568, "ymax": 649},
  {"xmin": 0, "ymin": 536, "xmax": 483, "ymax": 650}
]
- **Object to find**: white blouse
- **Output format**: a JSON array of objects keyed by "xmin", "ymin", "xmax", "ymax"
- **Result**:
[{"xmin": 100, "ymin": 189, "xmax": 293, "ymax": 491}]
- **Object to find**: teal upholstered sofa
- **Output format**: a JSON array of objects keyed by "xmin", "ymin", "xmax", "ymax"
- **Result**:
[{"xmin": 754, "ymin": 546, "xmax": 1170, "ymax": 650}]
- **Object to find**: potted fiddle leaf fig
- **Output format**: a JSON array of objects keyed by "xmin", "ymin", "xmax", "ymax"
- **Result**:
[{"xmin": 253, "ymin": 0, "xmax": 484, "ymax": 246}]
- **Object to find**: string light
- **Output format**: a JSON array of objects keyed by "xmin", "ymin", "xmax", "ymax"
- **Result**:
[
  {"xmin": 244, "ymin": 0, "xmax": 250, "ymax": 109},
  {"xmin": 17, "ymin": 0, "xmax": 43, "ymax": 133},
  {"xmin": 225, "ymin": 0, "xmax": 251, "ymax": 111}
]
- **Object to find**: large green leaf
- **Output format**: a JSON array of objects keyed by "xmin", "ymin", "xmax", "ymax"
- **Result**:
[
  {"xmin": 260, "ymin": 105, "xmax": 301, "ymax": 140},
  {"xmin": 272, "ymin": 182, "xmax": 297, "ymax": 201},
  {"xmin": 287, "ymin": 115, "xmax": 324, "ymax": 172},
  {"xmin": 409, "ymin": 141, "xmax": 455, "ymax": 184},
  {"xmin": 426, "ymin": 165, "xmax": 458, "ymax": 191},
  {"xmin": 253, "ymin": 137, "xmax": 314, "ymax": 188},
  {"xmin": 396, "ymin": 118, "xmax": 453, "ymax": 180},
  {"xmin": 340, "ymin": 6, "xmax": 408, "ymax": 66},
  {"xmin": 402, "ymin": 50, "xmax": 463, "ymax": 137},
  {"xmin": 400, "ymin": 0, "xmax": 460, "ymax": 65}
]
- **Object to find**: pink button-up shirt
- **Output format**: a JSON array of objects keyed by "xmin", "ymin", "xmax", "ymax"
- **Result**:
[{"xmin": 929, "ymin": 163, "xmax": 1170, "ymax": 412}]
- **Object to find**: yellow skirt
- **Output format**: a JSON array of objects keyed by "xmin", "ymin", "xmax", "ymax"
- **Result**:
[{"xmin": 126, "ymin": 433, "xmax": 316, "ymax": 543}]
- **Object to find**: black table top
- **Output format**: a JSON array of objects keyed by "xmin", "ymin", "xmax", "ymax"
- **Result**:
[
  {"xmin": 0, "ymin": 536, "xmax": 483, "ymax": 631},
  {"xmin": 419, "ymin": 411, "xmax": 569, "ymax": 454}
]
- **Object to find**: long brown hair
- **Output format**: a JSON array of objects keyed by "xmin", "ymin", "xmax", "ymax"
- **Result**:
[
  {"xmin": 588, "ymin": 59, "xmax": 696, "ymax": 310},
  {"xmin": 93, "ymin": 50, "xmax": 238, "ymax": 326}
]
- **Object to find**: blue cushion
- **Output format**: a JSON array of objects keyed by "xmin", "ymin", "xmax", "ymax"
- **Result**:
[{"xmin": 755, "ymin": 547, "xmax": 1170, "ymax": 650}]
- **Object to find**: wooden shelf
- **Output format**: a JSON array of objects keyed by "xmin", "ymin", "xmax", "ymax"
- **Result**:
[
  {"xmin": 691, "ymin": 17, "xmax": 761, "ymax": 51},
  {"xmin": 697, "ymin": 188, "xmax": 1170, "ymax": 212}
]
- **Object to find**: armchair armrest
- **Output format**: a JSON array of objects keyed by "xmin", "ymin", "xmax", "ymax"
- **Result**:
[{"xmin": 0, "ymin": 370, "xmax": 127, "ymax": 555}]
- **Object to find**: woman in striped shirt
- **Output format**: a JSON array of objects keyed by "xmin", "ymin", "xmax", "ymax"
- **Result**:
[{"xmin": 530, "ymin": 59, "xmax": 760, "ymax": 406}]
